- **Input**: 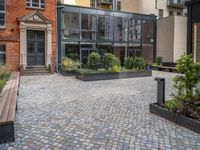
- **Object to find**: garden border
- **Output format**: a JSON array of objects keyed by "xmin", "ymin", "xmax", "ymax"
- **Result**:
[
  {"xmin": 75, "ymin": 70, "xmax": 152, "ymax": 81},
  {"xmin": 149, "ymin": 103, "xmax": 200, "ymax": 134}
]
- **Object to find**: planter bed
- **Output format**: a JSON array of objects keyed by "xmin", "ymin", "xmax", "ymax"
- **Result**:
[
  {"xmin": 149, "ymin": 103, "xmax": 200, "ymax": 134},
  {"xmin": 59, "ymin": 69, "xmax": 78, "ymax": 76},
  {"xmin": 76, "ymin": 70, "xmax": 152, "ymax": 81},
  {"xmin": 150, "ymin": 66, "xmax": 177, "ymax": 73}
]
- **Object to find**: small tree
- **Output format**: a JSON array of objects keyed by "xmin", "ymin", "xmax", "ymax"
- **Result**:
[
  {"xmin": 170, "ymin": 54, "xmax": 200, "ymax": 118},
  {"xmin": 88, "ymin": 52, "xmax": 101, "ymax": 70}
]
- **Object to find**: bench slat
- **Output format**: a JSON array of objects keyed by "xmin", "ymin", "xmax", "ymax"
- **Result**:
[
  {"xmin": 0, "ymin": 73, "xmax": 17, "ymax": 125},
  {"xmin": 0, "ymin": 74, "xmax": 15, "ymax": 122},
  {"xmin": 7, "ymin": 72, "xmax": 20, "ymax": 123}
]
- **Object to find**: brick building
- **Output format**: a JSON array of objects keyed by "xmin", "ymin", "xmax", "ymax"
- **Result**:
[{"xmin": 0, "ymin": 0, "xmax": 56, "ymax": 72}]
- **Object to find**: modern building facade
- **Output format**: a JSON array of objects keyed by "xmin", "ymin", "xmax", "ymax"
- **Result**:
[
  {"xmin": 0, "ymin": 0, "xmax": 56, "ymax": 71},
  {"xmin": 57, "ymin": 4, "xmax": 157, "ymax": 67},
  {"xmin": 186, "ymin": 0, "xmax": 200, "ymax": 62},
  {"xmin": 61, "ymin": 0, "xmax": 187, "ymax": 64}
]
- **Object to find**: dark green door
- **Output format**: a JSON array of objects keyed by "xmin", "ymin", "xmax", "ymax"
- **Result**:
[{"xmin": 27, "ymin": 30, "xmax": 45, "ymax": 66}]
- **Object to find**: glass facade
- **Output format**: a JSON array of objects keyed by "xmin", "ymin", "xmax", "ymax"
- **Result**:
[{"xmin": 58, "ymin": 5, "xmax": 156, "ymax": 67}]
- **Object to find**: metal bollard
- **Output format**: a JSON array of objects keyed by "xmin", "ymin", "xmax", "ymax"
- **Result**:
[{"xmin": 155, "ymin": 78, "xmax": 165, "ymax": 106}]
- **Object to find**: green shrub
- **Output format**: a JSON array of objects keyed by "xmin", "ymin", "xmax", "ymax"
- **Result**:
[
  {"xmin": 110, "ymin": 65, "xmax": 121, "ymax": 73},
  {"xmin": 88, "ymin": 52, "xmax": 101, "ymax": 70},
  {"xmin": 134, "ymin": 57, "xmax": 146, "ymax": 70},
  {"xmin": 61, "ymin": 57, "xmax": 80, "ymax": 71},
  {"xmin": 125, "ymin": 57, "xmax": 134, "ymax": 70},
  {"xmin": 164, "ymin": 54, "xmax": 200, "ymax": 119},
  {"xmin": 164, "ymin": 100, "xmax": 181, "ymax": 112},
  {"xmin": 103, "ymin": 53, "xmax": 120, "ymax": 70},
  {"xmin": 155, "ymin": 56, "xmax": 163, "ymax": 66}
]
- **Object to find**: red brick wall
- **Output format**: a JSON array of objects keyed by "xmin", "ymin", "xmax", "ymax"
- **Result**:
[{"xmin": 0, "ymin": 0, "xmax": 57, "ymax": 71}]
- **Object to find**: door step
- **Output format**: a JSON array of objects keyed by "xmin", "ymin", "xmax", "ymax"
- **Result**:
[{"xmin": 22, "ymin": 67, "xmax": 51, "ymax": 76}]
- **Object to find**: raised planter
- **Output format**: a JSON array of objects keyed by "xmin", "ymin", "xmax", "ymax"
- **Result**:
[
  {"xmin": 150, "ymin": 103, "xmax": 200, "ymax": 134},
  {"xmin": 150, "ymin": 65, "xmax": 178, "ymax": 73},
  {"xmin": 76, "ymin": 70, "xmax": 152, "ymax": 81},
  {"xmin": 59, "ymin": 69, "xmax": 78, "ymax": 76}
]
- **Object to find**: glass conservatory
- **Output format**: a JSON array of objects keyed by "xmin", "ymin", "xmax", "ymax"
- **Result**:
[{"xmin": 57, "ymin": 4, "xmax": 157, "ymax": 67}]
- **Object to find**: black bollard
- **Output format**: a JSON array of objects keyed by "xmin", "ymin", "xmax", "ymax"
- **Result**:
[{"xmin": 155, "ymin": 78, "xmax": 165, "ymax": 106}]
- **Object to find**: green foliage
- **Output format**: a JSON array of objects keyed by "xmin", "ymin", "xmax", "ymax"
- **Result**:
[
  {"xmin": 164, "ymin": 54, "xmax": 200, "ymax": 120},
  {"xmin": 124, "ymin": 57, "xmax": 146, "ymax": 70},
  {"xmin": 61, "ymin": 57, "xmax": 80, "ymax": 71},
  {"xmin": 134, "ymin": 57, "xmax": 146, "ymax": 70},
  {"xmin": 124, "ymin": 57, "xmax": 134, "ymax": 70},
  {"xmin": 155, "ymin": 56, "xmax": 163, "ymax": 66},
  {"xmin": 103, "ymin": 53, "xmax": 120, "ymax": 70},
  {"xmin": 88, "ymin": 52, "xmax": 101, "ymax": 70},
  {"xmin": 164, "ymin": 100, "xmax": 182, "ymax": 112},
  {"xmin": 0, "ymin": 70, "xmax": 10, "ymax": 92},
  {"xmin": 110, "ymin": 65, "xmax": 121, "ymax": 73}
]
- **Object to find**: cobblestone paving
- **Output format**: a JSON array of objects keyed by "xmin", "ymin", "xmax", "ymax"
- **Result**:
[{"xmin": 1, "ymin": 71, "xmax": 200, "ymax": 150}]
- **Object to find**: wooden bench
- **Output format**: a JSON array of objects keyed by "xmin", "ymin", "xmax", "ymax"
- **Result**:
[{"xmin": 0, "ymin": 72, "xmax": 20, "ymax": 144}]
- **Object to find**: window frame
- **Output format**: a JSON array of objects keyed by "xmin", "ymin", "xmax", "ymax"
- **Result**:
[
  {"xmin": 158, "ymin": 9, "xmax": 164, "ymax": 19},
  {"xmin": 0, "ymin": 44, "xmax": 6, "ymax": 66},
  {"xmin": 26, "ymin": 0, "xmax": 45, "ymax": 9},
  {"xmin": 0, "ymin": 0, "xmax": 6, "ymax": 28}
]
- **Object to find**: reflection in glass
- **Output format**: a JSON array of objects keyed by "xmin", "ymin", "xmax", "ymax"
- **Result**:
[
  {"xmin": 114, "ymin": 17, "xmax": 128, "ymax": 42},
  {"xmin": 62, "ymin": 12, "xmax": 80, "ymax": 40},
  {"xmin": 98, "ymin": 15, "xmax": 113, "ymax": 41},
  {"xmin": 129, "ymin": 19, "xmax": 142, "ymax": 43},
  {"xmin": 142, "ymin": 20, "xmax": 154, "ymax": 43},
  {"xmin": 81, "ymin": 14, "xmax": 97, "ymax": 40}
]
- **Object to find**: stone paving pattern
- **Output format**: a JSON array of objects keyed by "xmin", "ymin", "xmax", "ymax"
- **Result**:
[{"xmin": 0, "ymin": 71, "xmax": 200, "ymax": 150}]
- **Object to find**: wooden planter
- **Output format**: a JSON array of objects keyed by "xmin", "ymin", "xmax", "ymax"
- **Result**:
[
  {"xmin": 76, "ymin": 70, "xmax": 152, "ymax": 81},
  {"xmin": 149, "ymin": 103, "xmax": 200, "ymax": 134}
]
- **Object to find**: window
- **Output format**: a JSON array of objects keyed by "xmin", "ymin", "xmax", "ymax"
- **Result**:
[
  {"xmin": 81, "ymin": 14, "xmax": 96, "ymax": 40},
  {"xmin": 158, "ymin": 9, "xmax": 163, "ymax": 19},
  {"xmin": 129, "ymin": 19, "xmax": 141, "ymax": 43},
  {"xmin": 0, "ymin": 45, "xmax": 5, "ymax": 65},
  {"xmin": 0, "ymin": 0, "xmax": 5, "ymax": 27},
  {"xmin": 98, "ymin": 15, "xmax": 113, "ymax": 41},
  {"xmin": 177, "ymin": 12, "xmax": 182, "ymax": 16},
  {"xmin": 90, "ymin": 0, "xmax": 96, "ymax": 8},
  {"xmin": 169, "ymin": 11, "xmax": 174, "ymax": 16},
  {"xmin": 62, "ymin": 12, "xmax": 80, "ymax": 40},
  {"xmin": 117, "ymin": 0, "xmax": 121, "ymax": 11},
  {"xmin": 26, "ymin": 0, "xmax": 45, "ymax": 9}
]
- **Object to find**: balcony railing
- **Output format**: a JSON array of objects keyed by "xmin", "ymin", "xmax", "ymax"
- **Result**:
[
  {"xmin": 167, "ymin": 0, "xmax": 186, "ymax": 9},
  {"xmin": 97, "ymin": 0, "xmax": 113, "ymax": 6}
]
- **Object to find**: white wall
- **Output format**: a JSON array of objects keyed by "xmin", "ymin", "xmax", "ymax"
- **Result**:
[{"xmin": 173, "ymin": 16, "xmax": 187, "ymax": 62}]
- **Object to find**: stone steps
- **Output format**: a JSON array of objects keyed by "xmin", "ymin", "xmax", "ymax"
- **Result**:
[{"xmin": 22, "ymin": 67, "xmax": 50, "ymax": 76}]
